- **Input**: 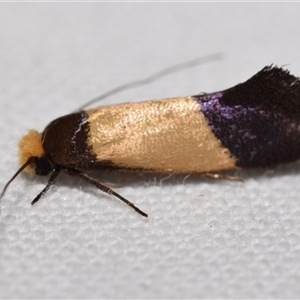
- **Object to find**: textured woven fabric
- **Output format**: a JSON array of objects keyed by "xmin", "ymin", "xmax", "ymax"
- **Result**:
[{"xmin": 1, "ymin": 3, "xmax": 300, "ymax": 298}]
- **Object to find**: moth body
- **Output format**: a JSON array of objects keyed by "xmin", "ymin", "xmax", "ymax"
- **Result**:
[{"xmin": 4, "ymin": 65, "xmax": 300, "ymax": 217}]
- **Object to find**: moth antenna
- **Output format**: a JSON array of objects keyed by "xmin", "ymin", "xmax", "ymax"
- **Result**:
[
  {"xmin": 77, "ymin": 53, "xmax": 222, "ymax": 110},
  {"xmin": 0, "ymin": 157, "xmax": 35, "ymax": 200}
]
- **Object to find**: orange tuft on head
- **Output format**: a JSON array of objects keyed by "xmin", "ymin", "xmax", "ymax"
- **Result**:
[{"xmin": 18, "ymin": 130, "xmax": 45, "ymax": 173}]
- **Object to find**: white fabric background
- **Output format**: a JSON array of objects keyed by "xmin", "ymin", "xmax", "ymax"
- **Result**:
[{"xmin": 1, "ymin": 3, "xmax": 300, "ymax": 299}]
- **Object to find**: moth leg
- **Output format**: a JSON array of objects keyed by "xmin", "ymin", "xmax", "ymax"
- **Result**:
[
  {"xmin": 200, "ymin": 173, "xmax": 243, "ymax": 182},
  {"xmin": 77, "ymin": 172, "xmax": 148, "ymax": 218},
  {"xmin": 31, "ymin": 167, "xmax": 61, "ymax": 205}
]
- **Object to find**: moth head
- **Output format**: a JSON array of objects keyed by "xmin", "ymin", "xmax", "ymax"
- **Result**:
[{"xmin": 0, "ymin": 130, "xmax": 53, "ymax": 200}]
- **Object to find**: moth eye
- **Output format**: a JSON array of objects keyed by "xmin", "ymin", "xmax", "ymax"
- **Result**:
[{"xmin": 35, "ymin": 156, "xmax": 53, "ymax": 176}]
